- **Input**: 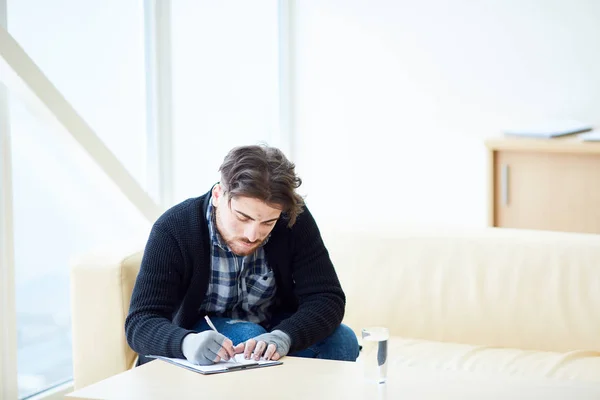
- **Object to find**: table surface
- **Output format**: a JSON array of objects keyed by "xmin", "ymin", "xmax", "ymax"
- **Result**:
[{"xmin": 67, "ymin": 353, "xmax": 600, "ymax": 400}]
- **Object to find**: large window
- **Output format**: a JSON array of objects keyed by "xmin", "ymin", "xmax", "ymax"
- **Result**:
[
  {"xmin": 5, "ymin": 0, "xmax": 149, "ymax": 398},
  {"xmin": 9, "ymin": 88, "xmax": 151, "ymax": 398}
]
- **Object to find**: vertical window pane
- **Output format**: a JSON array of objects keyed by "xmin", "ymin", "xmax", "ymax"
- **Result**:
[
  {"xmin": 9, "ymin": 90, "xmax": 150, "ymax": 398},
  {"xmin": 7, "ymin": 0, "xmax": 148, "ymax": 188},
  {"xmin": 171, "ymin": 0, "xmax": 279, "ymax": 202}
]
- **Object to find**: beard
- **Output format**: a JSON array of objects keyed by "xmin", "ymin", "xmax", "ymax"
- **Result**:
[
  {"xmin": 226, "ymin": 238, "xmax": 262, "ymax": 256},
  {"xmin": 215, "ymin": 207, "xmax": 264, "ymax": 256}
]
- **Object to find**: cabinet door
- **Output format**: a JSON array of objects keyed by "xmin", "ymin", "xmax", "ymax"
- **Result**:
[{"xmin": 494, "ymin": 150, "xmax": 600, "ymax": 233}]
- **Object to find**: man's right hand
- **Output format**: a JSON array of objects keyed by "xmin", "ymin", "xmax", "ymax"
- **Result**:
[{"xmin": 181, "ymin": 331, "xmax": 241, "ymax": 365}]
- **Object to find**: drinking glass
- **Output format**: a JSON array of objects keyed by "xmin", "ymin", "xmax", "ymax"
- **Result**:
[{"xmin": 361, "ymin": 326, "xmax": 389, "ymax": 384}]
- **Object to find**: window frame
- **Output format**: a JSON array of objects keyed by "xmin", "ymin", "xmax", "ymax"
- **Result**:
[{"xmin": 0, "ymin": 1, "xmax": 19, "ymax": 398}]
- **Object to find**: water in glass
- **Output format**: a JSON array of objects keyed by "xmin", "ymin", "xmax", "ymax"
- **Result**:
[{"xmin": 361, "ymin": 327, "xmax": 389, "ymax": 384}]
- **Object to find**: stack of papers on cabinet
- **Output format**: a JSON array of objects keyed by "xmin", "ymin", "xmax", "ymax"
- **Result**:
[
  {"xmin": 579, "ymin": 130, "xmax": 600, "ymax": 141},
  {"xmin": 503, "ymin": 120, "xmax": 593, "ymax": 138}
]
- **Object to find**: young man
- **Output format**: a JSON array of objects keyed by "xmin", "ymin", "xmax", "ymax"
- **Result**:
[{"xmin": 125, "ymin": 145, "xmax": 359, "ymax": 365}]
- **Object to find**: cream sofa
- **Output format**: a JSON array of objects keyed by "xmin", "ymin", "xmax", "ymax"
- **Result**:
[{"xmin": 70, "ymin": 226, "xmax": 600, "ymax": 389}]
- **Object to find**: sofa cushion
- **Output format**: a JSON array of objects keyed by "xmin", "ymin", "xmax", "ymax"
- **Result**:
[{"xmin": 384, "ymin": 337, "xmax": 600, "ymax": 383}]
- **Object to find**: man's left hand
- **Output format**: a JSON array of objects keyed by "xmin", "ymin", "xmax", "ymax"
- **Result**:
[{"xmin": 243, "ymin": 330, "xmax": 291, "ymax": 361}]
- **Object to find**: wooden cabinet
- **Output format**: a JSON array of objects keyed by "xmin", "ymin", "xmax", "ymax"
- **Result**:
[{"xmin": 486, "ymin": 136, "xmax": 600, "ymax": 234}]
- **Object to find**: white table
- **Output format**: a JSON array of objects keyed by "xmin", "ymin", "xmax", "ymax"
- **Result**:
[{"xmin": 67, "ymin": 354, "xmax": 600, "ymax": 399}]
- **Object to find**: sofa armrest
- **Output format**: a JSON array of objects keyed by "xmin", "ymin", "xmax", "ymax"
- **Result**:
[{"xmin": 70, "ymin": 248, "xmax": 143, "ymax": 389}]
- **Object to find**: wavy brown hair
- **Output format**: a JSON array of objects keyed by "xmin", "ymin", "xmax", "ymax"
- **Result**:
[{"xmin": 218, "ymin": 145, "xmax": 304, "ymax": 227}]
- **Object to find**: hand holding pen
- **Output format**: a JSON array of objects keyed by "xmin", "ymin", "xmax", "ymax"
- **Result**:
[
  {"xmin": 180, "ymin": 315, "xmax": 243, "ymax": 365},
  {"xmin": 203, "ymin": 315, "xmax": 244, "ymax": 363}
]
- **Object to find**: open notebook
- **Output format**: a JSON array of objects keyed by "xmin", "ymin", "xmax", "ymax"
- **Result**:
[{"xmin": 148, "ymin": 354, "xmax": 283, "ymax": 375}]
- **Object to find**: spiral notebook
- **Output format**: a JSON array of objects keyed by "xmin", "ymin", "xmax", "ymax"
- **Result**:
[{"xmin": 148, "ymin": 354, "xmax": 283, "ymax": 375}]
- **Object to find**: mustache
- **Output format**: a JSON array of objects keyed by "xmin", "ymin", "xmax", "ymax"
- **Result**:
[{"xmin": 239, "ymin": 238, "xmax": 260, "ymax": 245}]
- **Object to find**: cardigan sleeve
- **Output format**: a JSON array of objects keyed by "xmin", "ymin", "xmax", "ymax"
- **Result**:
[{"xmin": 125, "ymin": 223, "xmax": 194, "ymax": 358}]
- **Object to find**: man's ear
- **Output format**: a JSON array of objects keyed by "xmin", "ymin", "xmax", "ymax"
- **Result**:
[{"xmin": 212, "ymin": 183, "xmax": 223, "ymax": 207}]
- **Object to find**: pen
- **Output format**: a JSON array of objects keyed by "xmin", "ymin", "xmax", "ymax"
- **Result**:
[{"xmin": 204, "ymin": 315, "xmax": 219, "ymax": 333}]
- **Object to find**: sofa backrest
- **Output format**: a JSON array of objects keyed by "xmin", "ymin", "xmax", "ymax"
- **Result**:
[
  {"xmin": 321, "ymin": 226, "xmax": 600, "ymax": 354},
  {"xmin": 71, "ymin": 225, "xmax": 600, "ymax": 389}
]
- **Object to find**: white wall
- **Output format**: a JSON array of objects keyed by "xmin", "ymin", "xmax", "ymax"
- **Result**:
[{"xmin": 291, "ymin": 0, "xmax": 600, "ymax": 232}]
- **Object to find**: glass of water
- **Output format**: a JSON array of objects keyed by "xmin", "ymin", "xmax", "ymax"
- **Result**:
[{"xmin": 361, "ymin": 326, "xmax": 389, "ymax": 384}]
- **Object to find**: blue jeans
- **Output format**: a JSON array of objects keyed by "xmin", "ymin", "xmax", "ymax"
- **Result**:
[{"xmin": 192, "ymin": 315, "xmax": 359, "ymax": 362}]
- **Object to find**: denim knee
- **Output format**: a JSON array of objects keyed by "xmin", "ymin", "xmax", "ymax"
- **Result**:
[
  {"xmin": 223, "ymin": 320, "xmax": 267, "ymax": 345},
  {"xmin": 333, "ymin": 324, "xmax": 360, "ymax": 361},
  {"xmin": 191, "ymin": 317, "xmax": 267, "ymax": 345},
  {"xmin": 313, "ymin": 324, "xmax": 360, "ymax": 361}
]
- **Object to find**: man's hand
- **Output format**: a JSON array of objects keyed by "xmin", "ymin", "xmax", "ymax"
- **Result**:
[
  {"xmin": 243, "ymin": 330, "xmax": 291, "ymax": 361},
  {"xmin": 181, "ymin": 331, "xmax": 244, "ymax": 365}
]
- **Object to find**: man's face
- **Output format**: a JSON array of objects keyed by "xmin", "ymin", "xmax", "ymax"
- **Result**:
[{"xmin": 212, "ymin": 184, "xmax": 282, "ymax": 256}]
